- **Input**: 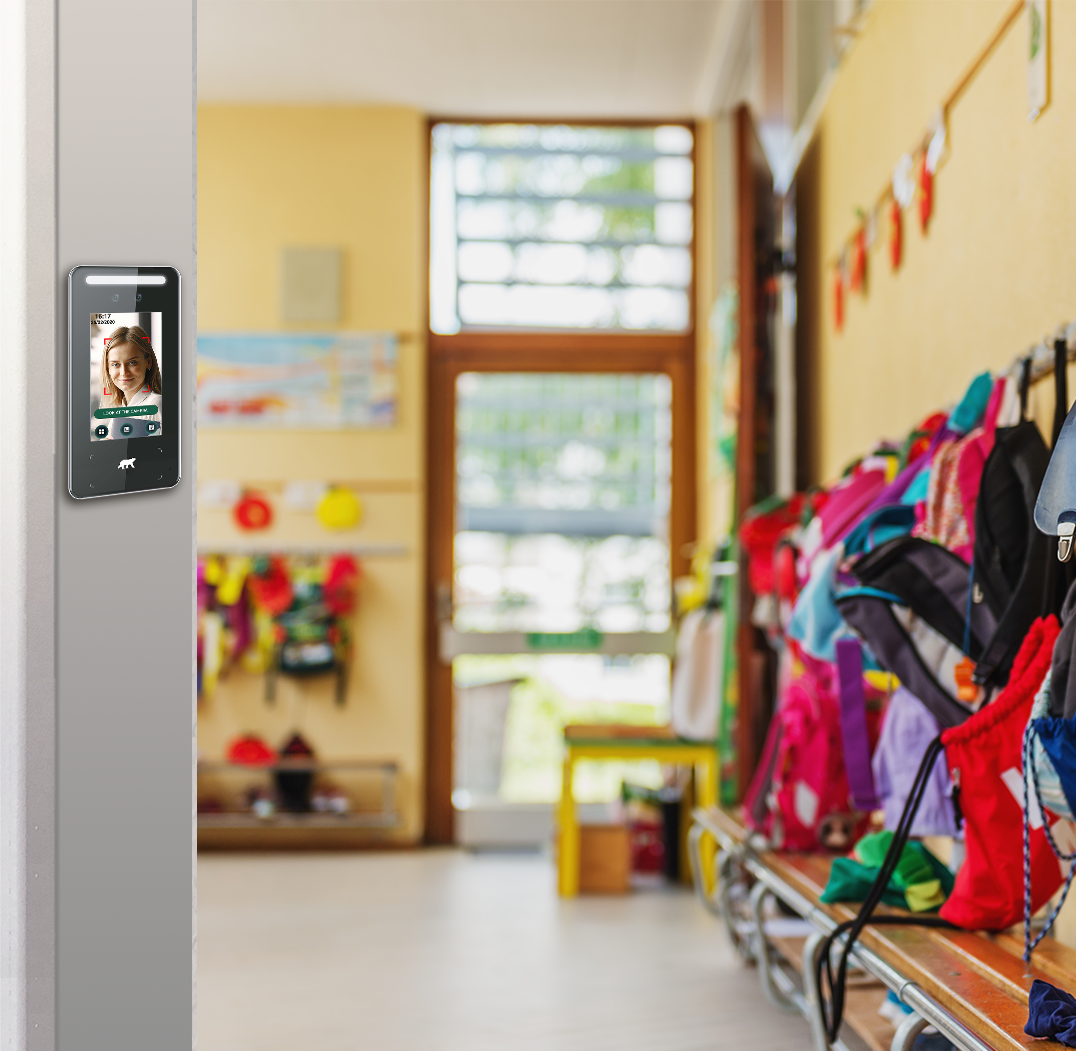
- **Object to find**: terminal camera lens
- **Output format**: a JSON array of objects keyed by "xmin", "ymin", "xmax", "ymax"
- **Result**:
[
  {"xmin": 111, "ymin": 293, "xmax": 119, "ymax": 302},
  {"xmin": 136, "ymin": 293, "xmax": 142, "ymax": 301}
]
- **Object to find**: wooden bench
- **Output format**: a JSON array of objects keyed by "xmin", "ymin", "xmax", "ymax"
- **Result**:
[{"xmin": 688, "ymin": 805, "xmax": 1076, "ymax": 1051}]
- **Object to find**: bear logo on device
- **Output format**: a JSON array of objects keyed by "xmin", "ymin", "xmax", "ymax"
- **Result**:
[{"xmin": 118, "ymin": 457, "xmax": 136, "ymax": 470}]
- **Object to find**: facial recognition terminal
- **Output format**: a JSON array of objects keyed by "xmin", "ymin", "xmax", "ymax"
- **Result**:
[{"xmin": 68, "ymin": 266, "xmax": 181, "ymax": 499}]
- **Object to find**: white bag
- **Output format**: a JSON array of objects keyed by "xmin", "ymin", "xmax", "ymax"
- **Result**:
[{"xmin": 670, "ymin": 607, "xmax": 724, "ymax": 741}]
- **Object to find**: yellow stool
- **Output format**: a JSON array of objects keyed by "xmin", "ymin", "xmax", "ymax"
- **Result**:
[{"xmin": 557, "ymin": 724, "xmax": 718, "ymax": 897}]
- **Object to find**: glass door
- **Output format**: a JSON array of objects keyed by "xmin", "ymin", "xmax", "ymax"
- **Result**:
[{"xmin": 446, "ymin": 372, "xmax": 677, "ymax": 843}]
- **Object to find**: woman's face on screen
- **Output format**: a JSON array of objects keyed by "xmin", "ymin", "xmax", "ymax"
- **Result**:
[{"xmin": 107, "ymin": 343, "xmax": 147, "ymax": 395}]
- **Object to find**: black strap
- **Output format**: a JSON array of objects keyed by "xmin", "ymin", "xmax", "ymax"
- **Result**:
[
  {"xmin": 814, "ymin": 735, "xmax": 951, "ymax": 1044},
  {"xmin": 1044, "ymin": 339, "xmax": 1071, "ymax": 615},
  {"xmin": 1053, "ymin": 339, "xmax": 1068, "ymax": 449},
  {"xmin": 1019, "ymin": 356, "xmax": 1032, "ymax": 422}
]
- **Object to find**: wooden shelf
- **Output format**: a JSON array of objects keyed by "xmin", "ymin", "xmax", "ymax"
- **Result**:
[
  {"xmin": 844, "ymin": 986, "xmax": 898, "ymax": 1051},
  {"xmin": 197, "ymin": 756, "xmax": 399, "ymax": 836},
  {"xmin": 197, "ymin": 812, "xmax": 397, "ymax": 829},
  {"xmin": 769, "ymin": 934, "xmax": 806, "ymax": 972},
  {"xmin": 198, "ymin": 758, "xmax": 397, "ymax": 774}
]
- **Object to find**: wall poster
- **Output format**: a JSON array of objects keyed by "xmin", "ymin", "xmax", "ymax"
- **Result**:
[{"xmin": 197, "ymin": 331, "xmax": 398, "ymax": 428}]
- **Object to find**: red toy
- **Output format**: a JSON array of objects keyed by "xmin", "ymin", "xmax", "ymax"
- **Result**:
[{"xmin": 234, "ymin": 492, "xmax": 273, "ymax": 531}]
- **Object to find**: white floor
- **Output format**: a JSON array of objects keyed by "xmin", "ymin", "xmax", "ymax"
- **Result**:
[{"xmin": 198, "ymin": 849, "xmax": 811, "ymax": 1051}]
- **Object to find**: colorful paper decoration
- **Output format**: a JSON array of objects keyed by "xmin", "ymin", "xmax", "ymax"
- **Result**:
[
  {"xmin": 316, "ymin": 487, "xmax": 363, "ymax": 531},
  {"xmin": 887, "ymin": 199, "xmax": 902, "ymax": 271},
  {"xmin": 826, "ymin": 2, "xmax": 1024, "ymax": 336},
  {"xmin": 234, "ymin": 492, "xmax": 273, "ymax": 531},
  {"xmin": 849, "ymin": 227, "xmax": 867, "ymax": 294},
  {"xmin": 926, "ymin": 114, "xmax": 947, "ymax": 175},
  {"xmin": 918, "ymin": 153, "xmax": 933, "ymax": 233},
  {"xmin": 892, "ymin": 153, "xmax": 915, "ymax": 209}
]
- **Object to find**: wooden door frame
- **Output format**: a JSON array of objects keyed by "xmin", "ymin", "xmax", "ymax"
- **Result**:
[
  {"xmin": 733, "ymin": 104, "xmax": 776, "ymax": 800},
  {"xmin": 425, "ymin": 335, "xmax": 697, "ymax": 843},
  {"xmin": 423, "ymin": 120, "xmax": 699, "ymax": 845}
]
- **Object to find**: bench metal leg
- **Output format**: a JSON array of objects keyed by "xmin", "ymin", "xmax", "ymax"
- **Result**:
[
  {"xmin": 801, "ymin": 929, "xmax": 832, "ymax": 1051},
  {"xmin": 717, "ymin": 850, "xmax": 755, "ymax": 962},
  {"xmin": 688, "ymin": 826, "xmax": 756, "ymax": 961},
  {"xmin": 891, "ymin": 1011, "xmax": 929, "ymax": 1051},
  {"xmin": 749, "ymin": 881, "xmax": 799, "ymax": 1014}
]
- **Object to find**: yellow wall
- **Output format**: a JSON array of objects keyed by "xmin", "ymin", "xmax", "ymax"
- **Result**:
[
  {"xmin": 799, "ymin": 0, "xmax": 1076, "ymax": 943},
  {"xmin": 197, "ymin": 105, "xmax": 427, "ymax": 841},
  {"xmin": 799, "ymin": 0, "xmax": 1076, "ymax": 484}
]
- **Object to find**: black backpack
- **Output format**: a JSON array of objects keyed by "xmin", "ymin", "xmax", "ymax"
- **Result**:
[
  {"xmin": 837, "ymin": 535, "xmax": 995, "ymax": 728},
  {"xmin": 974, "ymin": 346, "xmax": 1074, "ymax": 687},
  {"xmin": 970, "ymin": 417, "xmax": 1050, "ymax": 686}
]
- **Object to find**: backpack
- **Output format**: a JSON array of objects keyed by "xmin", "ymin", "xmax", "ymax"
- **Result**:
[
  {"xmin": 837, "ymin": 535, "xmax": 998, "ymax": 728},
  {"xmin": 743, "ymin": 647, "xmax": 866, "ymax": 852},
  {"xmin": 971, "ymin": 417, "xmax": 1051, "ymax": 686},
  {"xmin": 974, "ymin": 346, "xmax": 1074, "ymax": 687},
  {"xmin": 911, "ymin": 377, "xmax": 1004, "ymax": 561}
]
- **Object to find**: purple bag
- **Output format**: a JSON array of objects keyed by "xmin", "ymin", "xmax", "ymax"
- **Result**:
[
  {"xmin": 835, "ymin": 638, "xmax": 880, "ymax": 812},
  {"xmin": 871, "ymin": 686, "xmax": 958, "ymax": 837}
]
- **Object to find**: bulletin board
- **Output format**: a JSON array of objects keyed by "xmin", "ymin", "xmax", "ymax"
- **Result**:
[{"xmin": 197, "ymin": 331, "xmax": 398, "ymax": 429}]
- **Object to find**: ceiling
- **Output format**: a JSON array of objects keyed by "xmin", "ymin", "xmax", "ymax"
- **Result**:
[{"xmin": 197, "ymin": 0, "xmax": 736, "ymax": 118}]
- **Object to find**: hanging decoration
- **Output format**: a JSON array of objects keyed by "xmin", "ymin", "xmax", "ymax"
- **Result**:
[
  {"xmin": 197, "ymin": 552, "xmax": 364, "ymax": 704},
  {"xmin": 849, "ymin": 224, "xmax": 867, "ymax": 294},
  {"xmin": 887, "ymin": 198, "xmax": 902, "ymax": 271},
  {"xmin": 833, "ymin": 264, "xmax": 845, "ymax": 333},
  {"xmin": 864, "ymin": 206, "xmax": 878, "ymax": 252},
  {"xmin": 917, "ymin": 154, "xmax": 933, "ymax": 233},
  {"xmin": 892, "ymin": 153, "xmax": 916, "ymax": 211},
  {"xmin": 828, "ymin": 0, "xmax": 1025, "ymax": 332},
  {"xmin": 316, "ymin": 486, "xmax": 363, "ymax": 531},
  {"xmin": 234, "ymin": 491, "xmax": 273, "ymax": 531}
]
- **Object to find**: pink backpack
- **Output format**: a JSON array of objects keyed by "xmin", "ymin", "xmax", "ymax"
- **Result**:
[
  {"xmin": 744, "ymin": 647, "xmax": 866, "ymax": 852},
  {"xmin": 912, "ymin": 377, "xmax": 1005, "ymax": 562}
]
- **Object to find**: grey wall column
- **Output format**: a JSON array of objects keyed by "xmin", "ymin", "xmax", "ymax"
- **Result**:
[{"xmin": 56, "ymin": 2, "xmax": 196, "ymax": 1050}]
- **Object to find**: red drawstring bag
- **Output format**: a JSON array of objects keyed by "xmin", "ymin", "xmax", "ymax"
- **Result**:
[
  {"xmin": 740, "ymin": 494, "xmax": 807, "ymax": 597},
  {"xmin": 939, "ymin": 616, "xmax": 1064, "ymax": 930}
]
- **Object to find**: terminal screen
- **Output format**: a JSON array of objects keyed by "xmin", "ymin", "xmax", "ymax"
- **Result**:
[{"xmin": 90, "ymin": 312, "xmax": 164, "ymax": 441}]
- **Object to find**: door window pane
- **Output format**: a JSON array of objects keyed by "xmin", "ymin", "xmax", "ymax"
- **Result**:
[
  {"xmin": 452, "ymin": 372, "xmax": 674, "ymax": 806},
  {"xmin": 431, "ymin": 123, "xmax": 694, "ymax": 333},
  {"xmin": 454, "ymin": 372, "xmax": 672, "ymax": 633}
]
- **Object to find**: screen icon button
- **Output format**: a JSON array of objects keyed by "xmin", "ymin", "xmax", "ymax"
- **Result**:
[
  {"xmin": 94, "ymin": 424, "xmax": 109, "ymax": 438},
  {"xmin": 119, "ymin": 422, "xmax": 134, "ymax": 436},
  {"xmin": 146, "ymin": 421, "xmax": 159, "ymax": 434}
]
